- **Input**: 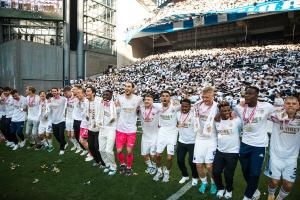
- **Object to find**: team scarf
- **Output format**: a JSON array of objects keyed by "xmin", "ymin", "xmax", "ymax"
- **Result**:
[
  {"xmin": 193, "ymin": 101, "xmax": 218, "ymax": 136},
  {"xmin": 98, "ymin": 99, "xmax": 117, "ymax": 127}
]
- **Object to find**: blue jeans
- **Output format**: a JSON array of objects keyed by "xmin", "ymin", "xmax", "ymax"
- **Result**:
[
  {"xmin": 10, "ymin": 121, "xmax": 25, "ymax": 144},
  {"xmin": 239, "ymin": 142, "xmax": 265, "ymax": 198}
]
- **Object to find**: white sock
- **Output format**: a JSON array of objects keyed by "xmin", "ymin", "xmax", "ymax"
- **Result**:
[
  {"xmin": 43, "ymin": 139, "xmax": 48, "ymax": 147},
  {"xmin": 200, "ymin": 176, "xmax": 207, "ymax": 184},
  {"xmin": 276, "ymin": 187, "xmax": 289, "ymax": 200},
  {"xmin": 145, "ymin": 159, "xmax": 152, "ymax": 168},
  {"xmin": 164, "ymin": 169, "xmax": 170, "ymax": 174},
  {"xmin": 47, "ymin": 139, "xmax": 53, "ymax": 147},
  {"xmin": 268, "ymin": 185, "xmax": 277, "ymax": 197},
  {"xmin": 211, "ymin": 178, "xmax": 215, "ymax": 184}
]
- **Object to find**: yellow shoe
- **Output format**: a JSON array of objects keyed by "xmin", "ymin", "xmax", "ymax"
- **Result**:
[{"xmin": 268, "ymin": 195, "xmax": 275, "ymax": 200}]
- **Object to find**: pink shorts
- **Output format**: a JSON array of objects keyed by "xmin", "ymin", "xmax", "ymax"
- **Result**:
[
  {"xmin": 116, "ymin": 130, "xmax": 136, "ymax": 150},
  {"xmin": 80, "ymin": 128, "xmax": 88, "ymax": 139}
]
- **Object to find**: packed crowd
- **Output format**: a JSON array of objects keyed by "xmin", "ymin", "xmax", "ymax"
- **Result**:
[
  {"xmin": 0, "ymin": 83, "xmax": 299, "ymax": 200},
  {"xmin": 128, "ymin": 0, "xmax": 270, "ymax": 31},
  {"xmin": 74, "ymin": 44, "xmax": 300, "ymax": 106}
]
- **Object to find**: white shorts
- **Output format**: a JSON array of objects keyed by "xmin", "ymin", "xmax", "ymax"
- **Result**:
[
  {"xmin": 141, "ymin": 139, "xmax": 156, "ymax": 156},
  {"xmin": 38, "ymin": 123, "xmax": 52, "ymax": 134},
  {"xmin": 193, "ymin": 139, "xmax": 217, "ymax": 164},
  {"xmin": 156, "ymin": 127, "xmax": 178, "ymax": 155},
  {"xmin": 264, "ymin": 155, "xmax": 297, "ymax": 183},
  {"xmin": 66, "ymin": 119, "xmax": 74, "ymax": 132}
]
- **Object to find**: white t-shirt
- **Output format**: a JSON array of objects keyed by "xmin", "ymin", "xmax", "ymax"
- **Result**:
[
  {"xmin": 3, "ymin": 95, "xmax": 14, "ymax": 118},
  {"xmin": 12, "ymin": 96, "xmax": 27, "ymax": 122},
  {"xmin": 48, "ymin": 96, "xmax": 67, "ymax": 124},
  {"xmin": 176, "ymin": 110, "xmax": 196, "ymax": 144},
  {"xmin": 26, "ymin": 95, "xmax": 40, "ymax": 121},
  {"xmin": 235, "ymin": 102, "xmax": 274, "ymax": 147},
  {"xmin": 158, "ymin": 103, "xmax": 180, "ymax": 129},
  {"xmin": 116, "ymin": 94, "xmax": 142, "ymax": 134},
  {"xmin": 72, "ymin": 98, "xmax": 87, "ymax": 121},
  {"xmin": 140, "ymin": 104, "xmax": 160, "ymax": 142},
  {"xmin": 269, "ymin": 112, "xmax": 300, "ymax": 159},
  {"xmin": 0, "ymin": 98, "xmax": 4, "ymax": 118},
  {"xmin": 65, "ymin": 96, "xmax": 76, "ymax": 121},
  {"xmin": 215, "ymin": 118, "xmax": 242, "ymax": 153}
]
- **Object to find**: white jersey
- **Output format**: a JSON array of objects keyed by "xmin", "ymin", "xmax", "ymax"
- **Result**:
[
  {"xmin": 235, "ymin": 102, "xmax": 274, "ymax": 147},
  {"xmin": 12, "ymin": 96, "xmax": 27, "ymax": 122},
  {"xmin": 269, "ymin": 111, "xmax": 300, "ymax": 159},
  {"xmin": 38, "ymin": 99, "xmax": 50, "ymax": 126},
  {"xmin": 176, "ymin": 110, "xmax": 196, "ymax": 144},
  {"xmin": 215, "ymin": 118, "xmax": 242, "ymax": 153},
  {"xmin": 2, "ymin": 95, "xmax": 14, "ymax": 118},
  {"xmin": 116, "ymin": 94, "xmax": 142, "ymax": 134},
  {"xmin": 48, "ymin": 96, "xmax": 67, "ymax": 124},
  {"xmin": 84, "ymin": 97, "xmax": 102, "ymax": 132},
  {"xmin": 140, "ymin": 104, "xmax": 160, "ymax": 142},
  {"xmin": 65, "ymin": 96, "xmax": 76, "ymax": 121},
  {"xmin": 26, "ymin": 95, "xmax": 40, "ymax": 121},
  {"xmin": 0, "ymin": 96, "xmax": 4, "ymax": 117},
  {"xmin": 72, "ymin": 98, "xmax": 87, "ymax": 121},
  {"xmin": 158, "ymin": 103, "xmax": 180, "ymax": 130}
]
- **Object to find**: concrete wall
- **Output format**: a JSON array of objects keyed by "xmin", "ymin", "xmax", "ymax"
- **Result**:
[
  {"xmin": 85, "ymin": 50, "xmax": 116, "ymax": 77},
  {"xmin": 116, "ymin": 0, "xmax": 151, "ymax": 67},
  {"xmin": 0, "ymin": 40, "xmax": 64, "ymax": 92}
]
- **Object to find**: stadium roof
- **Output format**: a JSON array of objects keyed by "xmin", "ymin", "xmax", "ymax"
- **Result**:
[{"xmin": 0, "ymin": 8, "xmax": 63, "ymax": 21}]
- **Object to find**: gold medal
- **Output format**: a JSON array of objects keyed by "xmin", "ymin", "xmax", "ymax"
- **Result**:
[{"xmin": 207, "ymin": 125, "xmax": 212, "ymax": 133}]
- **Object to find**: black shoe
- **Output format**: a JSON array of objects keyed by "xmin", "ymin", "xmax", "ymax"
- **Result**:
[
  {"xmin": 125, "ymin": 168, "xmax": 133, "ymax": 176},
  {"xmin": 35, "ymin": 144, "xmax": 42, "ymax": 150},
  {"xmin": 119, "ymin": 164, "xmax": 126, "ymax": 175}
]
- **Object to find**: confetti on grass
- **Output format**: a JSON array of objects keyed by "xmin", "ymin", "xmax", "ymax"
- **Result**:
[
  {"xmin": 32, "ymin": 179, "xmax": 39, "ymax": 184},
  {"xmin": 10, "ymin": 162, "xmax": 20, "ymax": 170}
]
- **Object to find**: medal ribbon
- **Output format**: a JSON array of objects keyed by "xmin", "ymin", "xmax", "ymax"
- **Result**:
[
  {"xmin": 179, "ymin": 112, "xmax": 190, "ymax": 125},
  {"xmin": 144, "ymin": 106, "xmax": 153, "ymax": 120},
  {"xmin": 242, "ymin": 104, "xmax": 257, "ymax": 124}
]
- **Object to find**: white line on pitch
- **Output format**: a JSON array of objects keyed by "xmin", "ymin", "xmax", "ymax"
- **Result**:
[{"xmin": 166, "ymin": 181, "xmax": 192, "ymax": 200}]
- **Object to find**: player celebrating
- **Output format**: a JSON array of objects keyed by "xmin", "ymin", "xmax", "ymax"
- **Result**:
[
  {"xmin": 84, "ymin": 85, "xmax": 105, "ymax": 167},
  {"xmin": 47, "ymin": 87, "xmax": 67, "ymax": 155},
  {"xmin": 0, "ymin": 87, "xmax": 14, "ymax": 146},
  {"xmin": 25, "ymin": 86, "xmax": 41, "ymax": 149},
  {"xmin": 72, "ymin": 86, "xmax": 86, "ymax": 154},
  {"xmin": 265, "ymin": 96, "xmax": 300, "ymax": 200},
  {"xmin": 63, "ymin": 86, "xmax": 79, "ymax": 151},
  {"xmin": 38, "ymin": 91, "xmax": 54, "ymax": 152},
  {"xmin": 10, "ymin": 89, "xmax": 27, "ymax": 150},
  {"xmin": 115, "ymin": 82, "xmax": 142, "ymax": 176},
  {"xmin": 97, "ymin": 90, "xmax": 117, "ymax": 175},
  {"xmin": 176, "ymin": 99, "xmax": 198, "ymax": 186},
  {"xmin": 213, "ymin": 101, "xmax": 242, "ymax": 199},
  {"xmin": 140, "ymin": 94, "xmax": 160, "ymax": 175},
  {"xmin": 235, "ymin": 86, "xmax": 274, "ymax": 200},
  {"xmin": 153, "ymin": 90, "xmax": 180, "ymax": 182},
  {"xmin": 193, "ymin": 86, "xmax": 218, "ymax": 194}
]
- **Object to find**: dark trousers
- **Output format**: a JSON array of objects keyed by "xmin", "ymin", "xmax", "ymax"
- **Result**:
[
  {"xmin": 10, "ymin": 121, "xmax": 25, "ymax": 144},
  {"xmin": 88, "ymin": 130, "xmax": 105, "ymax": 166},
  {"xmin": 213, "ymin": 149, "xmax": 239, "ymax": 192},
  {"xmin": 73, "ymin": 120, "xmax": 85, "ymax": 149},
  {"xmin": 3, "ymin": 117, "xmax": 12, "ymax": 141},
  {"xmin": 0, "ymin": 116, "xmax": 9, "ymax": 140},
  {"xmin": 52, "ymin": 122, "xmax": 66, "ymax": 150},
  {"xmin": 177, "ymin": 141, "xmax": 198, "ymax": 178},
  {"xmin": 239, "ymin": 142, "xmax": 265, "ymax": 198}
]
